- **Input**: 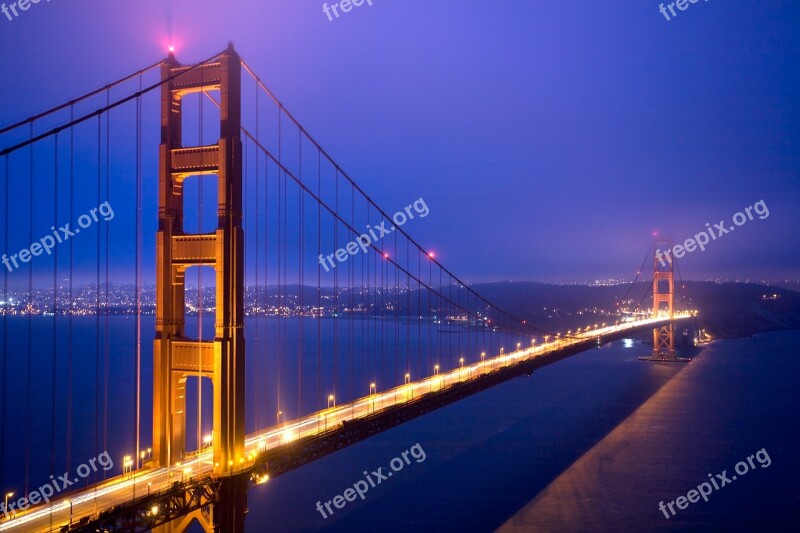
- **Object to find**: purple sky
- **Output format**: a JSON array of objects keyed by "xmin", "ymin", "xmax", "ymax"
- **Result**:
[{"xmin": 0, "ymin": 0, "xmax": 798, "ymax": 284}]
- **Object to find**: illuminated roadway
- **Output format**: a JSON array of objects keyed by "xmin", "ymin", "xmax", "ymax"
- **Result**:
[{"xmin": 0, "ymin": 312, "xmax": 693, "ymax": 532}]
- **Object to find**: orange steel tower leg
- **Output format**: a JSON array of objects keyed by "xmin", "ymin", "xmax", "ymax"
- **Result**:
[
  {"xmin": 652, "ymin": 242, "xmax": 675, "ymax": 360},
  {"xmin": 153, "ymin": 43, "xmax": 245, "ymax": 476}
]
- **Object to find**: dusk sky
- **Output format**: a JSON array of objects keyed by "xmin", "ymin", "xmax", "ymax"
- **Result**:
[{"xmin": 1, "ymin": 0, "xmax": 798, "ymax": 284}]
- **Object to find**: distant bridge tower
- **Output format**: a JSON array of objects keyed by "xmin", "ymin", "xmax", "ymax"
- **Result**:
[
  {"xmin": 152, "ymin": 43, "xmax": 246, "ymax": 478},
  {"xmin": 651, "ymin": 241, "xmax": 676, "ymax": 360}
]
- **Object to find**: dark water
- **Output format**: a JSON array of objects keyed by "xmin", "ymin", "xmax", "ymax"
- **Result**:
[
  {"xmin": 243, "ymin": 331, "xmax": 800, "ymax": 532},
  {"xmin": 2, "ymin": 320, "xmax": 798, "ymax": 532}
]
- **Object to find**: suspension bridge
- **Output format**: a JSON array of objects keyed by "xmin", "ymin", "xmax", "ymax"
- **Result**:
[{"xmin": 0, "ymin": 44, "xmax": 693, "ymax": 532}]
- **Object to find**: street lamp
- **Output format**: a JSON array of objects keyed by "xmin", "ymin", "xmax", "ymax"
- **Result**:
[
  {"xmin": 500, "ymin": 347, "xmax": 504, "ymax": 355},
  {"xmin": 404, "ymin": 373, "xmax": 410, "ymax": 384},
  {"xmin": 123, "ymin": 455, "xmax": 133, "ymax": 476},
  {"xmin": 459, "ymin": 357, "xmax": 464, "ymax": 369},
  {"xmin": 276, "ymin": 411, "xmax": 283, "ymax": 426},
  {"xmin": 67, "ymin": 499, "xmax": 72, "ymax": 527},
  {"xmin": 434, "ymin": 364, "xmax": 439, "ymax": 375},
  {"xmin": 328, "ymin": 395, "xmax": 335, "ymax": 408},
  {"xmin": 203, "ymin": 434, "xmax": 213, "ymax": 448},
  {"xmin": 370, "ymin": 382, "xmax": 376, "ymax": 395},
  {"xmin": 4, "ymin": 493, "xmax": 13, "ymax": 514},
  {"xmin": 517, "ymin": 342, "xmax": 521, "ymax": 351}
]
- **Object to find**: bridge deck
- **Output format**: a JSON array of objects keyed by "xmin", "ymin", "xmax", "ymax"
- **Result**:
[{"xmin": 0, "ymin": 314, "xmax": 692, "ymax": 532}]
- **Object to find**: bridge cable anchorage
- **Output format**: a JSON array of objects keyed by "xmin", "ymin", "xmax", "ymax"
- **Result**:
[
  {"xmin": 0, "ymin": 51, "xmax": 226, "ymax": 157},
  {"xmin": 237, "ymin": 60, "xmax": 568, "ymax": 341}
]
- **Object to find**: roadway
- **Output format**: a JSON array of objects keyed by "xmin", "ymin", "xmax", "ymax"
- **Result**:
[{"xmin": 0, "ymin": 312, "xmax": 692, "ymax": 532}]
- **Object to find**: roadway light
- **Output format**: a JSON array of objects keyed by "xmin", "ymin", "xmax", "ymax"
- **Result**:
[
  {"xmin": 67, "ymin": 499, "xmax": 73, "ymax": 527},
  {"xmin": 150, "ymin": 505, "xmax": 159, "ymax": 516},
  {"xmin": 204, "ymin": 434, "xmax": 213, "ymax": 447},
  {"xmin": 4, "ymin": 492, "xmax": 13, "ymax": 512},
  {"xmin": 434, "ymin": 364, "xmax": 439, "ymax": 375},
  {"xmin": 328, "ymin": 395, "xmax": 335, "ymax": 408},
  {"xmin": 404, "ymin": 373, "xmax": 410, "ymax": 384},
  {"xmin": 370, "ymin": 383, "xmax": 376, "ymax": 395},
  {"xmin": 480, "ymin": 352, "xmax": 485, "ymax": 362},
  {"xmin": 147, "ymin": 482, "xmax": 152, "ymax": 495},
  {"xmin": 531, "ymin": 338, "xmax": 536, "ymax": 346},
  {"xmin": 276, "ymin": 411, "xmax": 283, "ymax": 426},
  {"xmin": 459, "ymin": 357, "xmax": 464, "ymax": 368}
]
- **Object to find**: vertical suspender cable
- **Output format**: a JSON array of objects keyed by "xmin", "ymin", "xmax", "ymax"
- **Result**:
[
  {"xmin": 394, "ymin": 232, "xmax": 398, "ymax": 384},
  {"xmin": 276, "ymin": 106, "xmax": 282, "ymax": 418},
  {"xmin": 348, "ymin": 187, "xmax": 353, "ymax": 398},
  {"xmin": 298, "ymin": 129, "xmax": 303, "ymax": 416},
  {"xmin": 103, "ymin": 89, "xmax": 110, "ymax": 467},
  {"xmin": 67, "ymin": 107, "xmax": 74, "ymax": 473},
  {"xmin": 316, "ymin": 150, "xmax": 321, "ymax": 407},
  {"xmin": 25, "ymin": 123, "xmax": 33, "ymax": 496},
  {"xmin": 417, "ymin": 250, "xmax": 421, "ymax": 377},
  {"xmin": 334, "ymin": 170, "xmax": 338, "ymax": 400},
  {"xmin": 428, "ymin": 250, "xmax": 432, "ymax": 375},
  {"xmin": 254, "ymin": 81, "xmax": 259, "ymax": 428},
  {"xmin": 1, "ymin": 156, "xmax": 7, "ymax": 489},
  {"xmin": 135, "ymin": 75, "xmax": 142, "ymax": 468},
  {"xmin": 51, "ymin": 136, "xmax": 58, "ymax": 493},
  {"xmin": 95, "ymin": 114, "xmax": 102, "ymax": 481},
  {"xmin": 265, "ymin": 135, "xmax": 270, "ymax": 420}
]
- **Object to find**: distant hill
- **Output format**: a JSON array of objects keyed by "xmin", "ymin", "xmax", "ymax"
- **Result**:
[{"xmin": 470, "ymin": 281, "xmax": 800, "ymax": 339}]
